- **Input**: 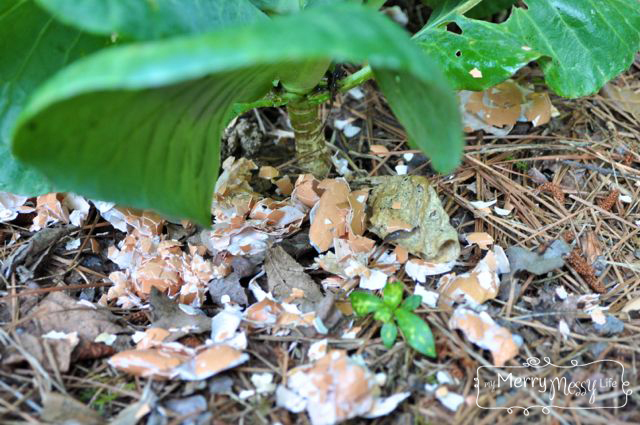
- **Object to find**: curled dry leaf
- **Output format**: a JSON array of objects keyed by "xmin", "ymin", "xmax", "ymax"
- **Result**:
[
  {"xmin": 0, "ymin": 192, "xmax": 33, "ymax": 222},
  {"xmin": 449, "ymin": 308, "xmax": 519, "ymax": 367},
  {"xmin": 368, "ymin": 176, "xmax": 460, "ymax": 263},
  {"xmin": 506, "ymin": 239, "xmax": 570, "ymax": 275},
  {"xmin": 460, "ymin": 80, "xmax": 553, "ymax": 136},
  {"xmin": 438, "ymin": 248, "xmax": 509, "ymax": 307},
  {"xmin": 277, "ymin": 350, "xmax": 408, "ymax": 425}
]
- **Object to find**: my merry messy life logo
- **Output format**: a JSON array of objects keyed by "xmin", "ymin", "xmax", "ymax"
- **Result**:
[{"xmin": 475, "ymin": 357, "xmax": 632, "ymax": 414}]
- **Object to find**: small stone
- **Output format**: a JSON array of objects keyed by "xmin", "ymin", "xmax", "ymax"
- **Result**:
[{"xmin": 593, "ymin": 316, "xmax": 624, "ymax": 336}]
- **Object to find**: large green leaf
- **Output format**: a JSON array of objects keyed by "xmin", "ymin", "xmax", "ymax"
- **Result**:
[
  {"xmin": 416, "ymin": 0, "xmax": 640, "ymax": 97},
  {"xmin": 13, "ymin": 4, "xmax": 461, "ymax": 224},
  {"xmin": 416, "ymin": 14, "xmax": 540, "ymax": 91},
  {"xmin": 0, "ymin": 0, "xmax": 108, "ymax": 195},
  {"xmin": 36, "ymin": 0, "xmax": 268, "ymax": 41}
]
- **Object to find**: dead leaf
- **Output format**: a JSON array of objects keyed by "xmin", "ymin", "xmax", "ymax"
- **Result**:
[
  {"xmin": 3, "ymin": 292, "xmax": 124, "ymax": 372},
  {"xmin": 265, "ymin": 246, "xmax": 323, "ymax": 309},
  {"xmin": 602, "ymin": 83, "xmax": 640, "ymax": 121},
  {"xmin": 41, "ymin": 392, "xmax": 104, "ymax": 425},
  {"xmin": 506, "ymin": 240, "xmax": 570, "ymax": 275},
  {"xmin": 149, "ymin": 288, "xmax": 211, "ymax": 340},
  {"xmin": 449, "ymin": 307, "xmax": 519, "ymax": 366},
  {"xmin": 368, "ymin": 176, "xmax": 459, "ymax": 262},
  {"xmin": 580, "ymin": 230, "xmax": 602, "ymax": 264},
  {"xmin": 2, "ymin": 226, "xmax": 75, "ymax": 279}
]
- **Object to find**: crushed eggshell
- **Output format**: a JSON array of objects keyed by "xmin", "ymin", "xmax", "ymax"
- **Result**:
[
  {"xmin": 465, "ymin": 232, "xmax": 494, "ymax": 250},
  {"xmin": 258, "ymin": 166, "xmax": 280, "ymax": 180},
  {"xmin": 460, "ymin": 80, "xmax": 553, "ymax": 136},
  {"xmin": 308, "ymin": 339, "xmax": 329, "ymax": 361},
  {"xmin": 309, "ymin": 179, "xmax": 351, "ymax": 252},
  {"xmin": 405, "ymin": 259, "xmax": 455, "ymax": 283},
  {"xmin": 438, "ymin": 249, "xmax": 508, "ymax": 307},
  {"xmin": 177, "ymin": 344, "xmax": 249, "ymax": 381},
  {"xmin": 277, "ymin": 350, "xmax": 408, "ymax": 425},
  {"xmin": 449, "ymin": 308, "xmax": 519, "ymax": 367},
  {"xmin": 435, "ymin": 386, "xmax": 465, "ymax": 412},
  {"xmin": 110, "ymin": 342, "xmax": 248, "ymax": 381},
  {"xmin": 275, "ymin": 176, "xmax": 293, "ymax": 195},
  {"xmin": 0, "ymin": 192, "xmax": 34, "ymax": 222},
  {"xmin": 369, "ymin": 145, "xmax": 389, "ymax": 156},
  {"xmin": 414, "ymin": 285, "xmax": 439, "ymax": 308}
]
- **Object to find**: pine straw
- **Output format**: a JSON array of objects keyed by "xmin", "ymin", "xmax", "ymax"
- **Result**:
[{"xmin": 2, "ymin": 68, "xmax": 640, "ymax": 425}]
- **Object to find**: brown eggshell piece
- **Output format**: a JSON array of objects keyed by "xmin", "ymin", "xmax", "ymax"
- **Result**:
[{"xmin": 108, "ymin": 349, "xmax": 186, "ymax": 379}]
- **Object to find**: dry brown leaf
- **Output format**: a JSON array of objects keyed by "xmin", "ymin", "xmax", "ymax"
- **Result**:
[{"xmin": 265, "ymin": 245, "xmax": 323, "ymax": 307}]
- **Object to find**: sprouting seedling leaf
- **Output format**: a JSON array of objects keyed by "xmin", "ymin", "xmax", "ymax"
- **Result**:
[
  {"xmin": 395, "ymin": 308, "xmax": 435, "ymax": 358},
  {"xmin": 373, "ymin": 305, "xmax": 393, "ymax": 323},
  {"xmin": 381, "ymin": 322, "xmax": 398, "ymax": 349},
  {"xmin": 349, "ymin": 291, "xmax": 383, "ymax": 316},
  {"xmin": 400, "ymin": 294, "xmax": 422, "ymax": 312},
  {"xmin": 382, "ymin": 282, "xmax": 403, "ymax": 308}
]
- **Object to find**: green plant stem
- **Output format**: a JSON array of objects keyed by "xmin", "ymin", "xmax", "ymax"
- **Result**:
[{"xmin": 287, "ymin": 96, "xmax": 331, "ymax": 177}]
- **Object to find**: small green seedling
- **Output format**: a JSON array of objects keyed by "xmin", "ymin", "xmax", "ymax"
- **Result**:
[{"xmin": 349, "ymin": 282, "xmax": 435, "ymax": 358}]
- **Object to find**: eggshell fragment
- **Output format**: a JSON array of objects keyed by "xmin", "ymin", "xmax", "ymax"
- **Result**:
[
  {"xmin": 309, "ymin": 179, "xmax": 351, "ymax": 252},
  {"xmin": 405, "ymin": 259, "xmax": 455, "ymax": 283},
  {"xmin": 438, "ymin": 250, "xmax": 501, "ymax": 306},
  {"xmin": 278, "ymin": 350, "xmax": 407, "ymax": 425},
  {"xmin": 465, "ymin": 232, "xmax": 494, "ymax": 250},
  {"xmin": 449, "ymin": 308, "xmax": 519, "ymax": 367},
  {"xmin": 108, "ymin": 348, "xmax": 187, "ymax": 379},
  {"xmin": 179, "ymin": 345, "xmax": 249, "ymax": 381}
]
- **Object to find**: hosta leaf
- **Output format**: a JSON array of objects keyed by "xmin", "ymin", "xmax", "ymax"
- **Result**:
[
  {"xmin": 36, "ymin": 0, "xmax": 267, "ymax": 41},
  {"xmin": 504, "ymin": 0, "xmax": 640, "ymax": 97},
  {"xmin": 415, "ymin": 0, "xmax": 640, "ymax": 97},
  {"xmin": 350, "ymin": 291, "xmax": 383, "ymax": 316},
  {"xmin": 381, "ymin": 322, "xmax": 398, "ymax": 348},
  {"xmin": 250, "ymin": 0, "xmax": 301, "ymax": 14},
  {"xmin": 400, "ymin": 295, "xmax": 422, "ymax": 312},
  {"xmin": 0, "ymin": 0, "xmax": 108, "ymax": 195},
  {"xmin": 13, "ymin": 4, "xmax": 461, "ymax": 224},
  {"xmin": 382, "ymin": 282, "xmax": 403, "ymax": 308},
  {"xmin": 415, "ymin": 14, "xmax": 540, "ymax": 91},
  {"xmin": 395, "ymin": 309, "xmax": 436, "ymax": 357},
  {"xmin": 466, "ymin": 0, "xmax": 516, "ymax": 19}
]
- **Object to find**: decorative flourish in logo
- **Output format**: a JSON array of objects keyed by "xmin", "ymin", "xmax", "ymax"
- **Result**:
[{"xmin": 473, "ymin": 357, "xmax": 632, "ymax": 415}]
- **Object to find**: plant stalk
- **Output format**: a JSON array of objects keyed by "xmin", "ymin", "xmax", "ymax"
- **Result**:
[{"xmin": 287, "ymin": 96, "xmax": 331, "ymax": 177}]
